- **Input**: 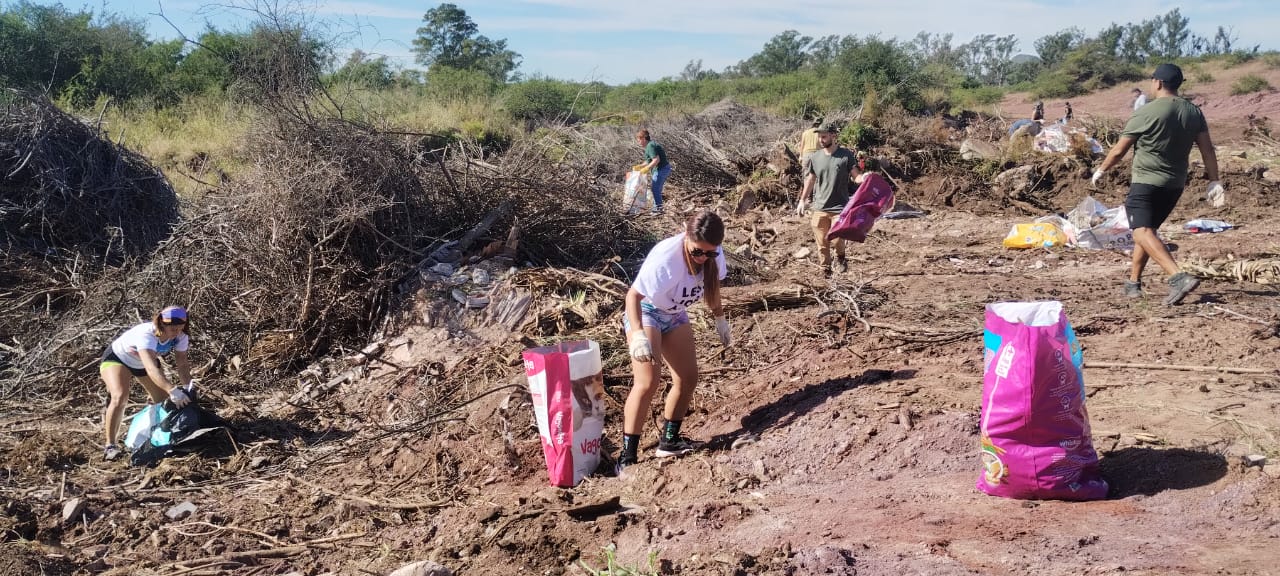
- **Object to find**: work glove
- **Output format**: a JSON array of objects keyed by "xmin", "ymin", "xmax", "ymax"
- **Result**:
[
  {"xmin": 628, "ymin": 332, "xmax": 654, "ymax": 363},
  {"xmin": 1090, "ymin": 169, "xmax": 1103, "ymax": 187},
  {"xmin": 794, "ymin": 200, "xmax": 807, "ymax": 217},
  {"xmin": 632, "ymin": 164, "xmax": 650, "ymax": 173},
  {"xmin": 1206, "ymin": 180, "xmax": 1226, "ymax": 207},
  {"xmin": 169, "ymin": 386, "xmax": 191, "ymax": 409},
  {"xmin": 714, "ymin": 316, "xmax": 731, "ymax": 347}
]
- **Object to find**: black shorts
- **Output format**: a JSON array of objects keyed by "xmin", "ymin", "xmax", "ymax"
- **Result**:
[
  {"xmin": 100, "ymin": 347, "xmax": 147, "ymax": 377},
  {"xmin": 1125, "ymin": 183, "xmax": 1183, "ymax": 230}
]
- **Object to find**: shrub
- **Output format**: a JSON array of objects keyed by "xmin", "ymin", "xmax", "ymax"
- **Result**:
[
  {"xmin": 1262, "ymin": 52, "xmax": 1280, "ymax": 69},
  {"xmin": 1230, "ymin": 74, "xmax": 1272, "ymax": 96},
  {"xmin": 503, "ymin": 78, "xmax": 576, "ymax": 125}
]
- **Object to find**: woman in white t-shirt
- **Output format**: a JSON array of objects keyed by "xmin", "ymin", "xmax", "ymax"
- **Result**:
[
  {"xmin": 616, "ymin": 210, "xmax": 730, "ymax": 474},
  {"xmin": 98, "ymin": 306, "xmax": 195, "ymax": 461}
]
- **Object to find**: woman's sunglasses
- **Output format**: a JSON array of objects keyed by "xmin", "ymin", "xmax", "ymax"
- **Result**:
[{"xmin": 689, "ymin": 247, "xmax": 719, "ymax": 258}]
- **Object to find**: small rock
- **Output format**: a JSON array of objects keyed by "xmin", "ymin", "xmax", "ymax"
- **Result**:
[
  {"xmin": 429, "ymin": 262, "xmax": 454, "ymax": 276},
  {"xmin": 752, "ymin": 459, "xmax": 768, "ymax": 481},
  {"xmin": 471, "ymin": 268, "xmax": 490, "ymax": 285},
  {"xmin": 1198, "ymin": 383, "xmax": 1210, "ymax": 393},
  {"xmin": 730, "ymin": 434, "xmax": 759, "ymax": 450},
  {"xmin": 250, "ymin": 456, "xmax": 269, "ymax": 469},
  {"xmin": 389, "ymin": 560, "xmax": 454, "ymax": 576},
  {"xmin": 166, "ymin": 501, "xmax": 198, "ymax": 521},
  {"xmin": 792, "ymin": 247, "xmax": 811, "ymax": 259},
  {"xmin": 62, "ymin": 498, "xmax": 86, "ymax": 524},
  {"xmin": 1243, "ymin": 454, "xmax": 1267, "ymax": 468}
]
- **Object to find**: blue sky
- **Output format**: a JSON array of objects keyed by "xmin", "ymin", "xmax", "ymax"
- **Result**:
[{"xmin": 63, "ymin": 1, "xmax": 1280, "ymax": 83}]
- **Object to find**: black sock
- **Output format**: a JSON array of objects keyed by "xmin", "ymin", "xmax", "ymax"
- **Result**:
[
  {"xmin": 662, "ymin": 419, "xmax": 682, "ymax": 443},
  {"xmin": 621, "ymin": 434, "xmax": 640, "ymax": 462}
]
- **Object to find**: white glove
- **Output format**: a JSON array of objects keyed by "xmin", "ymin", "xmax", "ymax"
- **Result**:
[
  {"xmin": 628, "ymin": 333, "xmax": 654, "ymax": 363},
  {"xmin": 714, "ymin": 316, "xmax": 731, "ymax": 347},
  {"xmin": 169, "ymin": 387, "xmax": 191, "ymax": 408},
  {"xmin": 794, "ymin": 200, "xmax": 807, "ymax": 216},
  {"xmin": 1206, "ymin": 180, "xmax": 1225, "ymax": 207},
  {"xmin": 1090, "ymin": 169, "xmax": 1103, "ymax": 187}
]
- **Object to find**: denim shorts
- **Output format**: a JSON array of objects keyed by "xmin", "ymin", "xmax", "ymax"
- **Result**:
[{"xmin": 622, "ymin": 302, "xmax": 689, "ymax": 334}]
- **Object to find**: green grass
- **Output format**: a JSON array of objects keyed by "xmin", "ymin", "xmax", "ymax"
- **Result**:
[
  {"xmin": 1231, "ymin": 74, "xmax": 1273, "ymax": 96},
  {"xmin": 99, "ymin": 96, "xmax": 253, "ymax": 197},
  {"xmin": 578, "ymin": 545, "xmax": 661, "ymax": 575}
]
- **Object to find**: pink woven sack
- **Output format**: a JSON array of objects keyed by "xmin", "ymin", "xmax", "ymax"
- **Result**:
[
  {"xmin": 826, "ymin": 172, "xmax": 895, "ymax": 243},
  {"xmin": 979, "ymin": 301, "xmax": 1108, "ymax": 501}
]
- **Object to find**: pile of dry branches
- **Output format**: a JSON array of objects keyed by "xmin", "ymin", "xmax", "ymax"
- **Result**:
[
  {"xmin": 0, "ymin": 91, "xmax": 179, "ymax": 261},
  {"xmin": 0, "ymin": 92, "xmax": 181, "ymax": 392}
]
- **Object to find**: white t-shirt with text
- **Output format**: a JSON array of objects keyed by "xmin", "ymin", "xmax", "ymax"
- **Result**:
[
  {"xmin": 632, "ymin": 233, "xmax": 728, "ymax": 314},
  {"xmin": 109, "ymin": 322, "xmax": 190, "ymax": 370}
]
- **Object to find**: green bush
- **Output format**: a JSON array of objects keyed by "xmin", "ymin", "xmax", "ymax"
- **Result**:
[
  {"xmin": 425, "ymin": 65, "xmax": 499, "ymax": 102},
  {"xmin": 502, "ymin": 78, "xmax": 576, "ymax": 125},
  {"xmin": 1224, "ymin": 50, "xmax": 1258, "ymax": 67},
  {"xmin": 1262, "ymin": 52, "xmax": 1280, "ymax": 69},
  {"xmin": 1230, "ymin": 74, "xmax": 1272, "ymax": 96}
]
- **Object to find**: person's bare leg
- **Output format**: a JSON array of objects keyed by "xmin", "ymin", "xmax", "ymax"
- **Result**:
[
  {"xmin": 658, "ymin": 324, "xmax": 698, "ymax": 421},
  {"xmin": 1129, "ymin": 240, "xmax": 1150, "ymax": 282},
  {"xmin": 1132, "ymin": 227, "xmax": 1178, "ymax": 275},
  {"xmin": 623, "ymin": 325, "xmax": 664, "ymax": 436},
  {"xmin": 101, "ymin": 365, "xmax": 133, "ymax": 446}
]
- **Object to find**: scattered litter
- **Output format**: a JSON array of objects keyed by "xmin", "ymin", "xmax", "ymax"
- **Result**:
[
  {"xmin": 1184, "ymin": 219, "xmax": 1233, "ymax": 234},
  {"xmin": 792, "ymin": 247, "xmax": 811, "ymax": 259},
  {"xmin": 1243, "ymin": 454, "xmax": 1267, "ymax": 468},
  {"xmin": 882, "ymin": 210, "xmax": 927, "ymax": 219},
  {"xmin": 1003, "ymin": 222, "xmax": 1066, "ymax": 249}
]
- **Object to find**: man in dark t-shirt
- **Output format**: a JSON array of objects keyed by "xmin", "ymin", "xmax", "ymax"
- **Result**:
[{"xmin": 1091, "ymin": 63, "xmax": 1223, "ymax": 305}]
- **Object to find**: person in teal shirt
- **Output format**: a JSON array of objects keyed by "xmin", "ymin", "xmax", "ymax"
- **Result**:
[
  {"xmin": 1092, "ymin": 63, "xmax": 1223, "ymax": 305},
  {"xmin": 636, "ymin": 129, "xmax": 671, "ymax": 212}
]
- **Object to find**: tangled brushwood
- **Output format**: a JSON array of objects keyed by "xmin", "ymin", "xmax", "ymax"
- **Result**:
[{"xmin": 0, "ymin": 91, "xmax": 180, "ymax": 389}]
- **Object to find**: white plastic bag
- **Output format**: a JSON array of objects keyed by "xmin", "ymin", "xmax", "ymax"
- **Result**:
[
  {"xmin": 622, "ymin": 170, "xmax": 653, "ymax": 214},
  {"xmin": 1064, "ymin": 196, "xmax": 1132, "ymax": 251},
  {"xmin": 124, "ymin": 403, "xmax": 168, "ymax": 451}
]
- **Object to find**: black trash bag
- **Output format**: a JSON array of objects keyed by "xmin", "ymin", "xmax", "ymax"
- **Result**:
[{"xmin": 130, "ymin": 389, "xmax": 232, "ymax": 467}]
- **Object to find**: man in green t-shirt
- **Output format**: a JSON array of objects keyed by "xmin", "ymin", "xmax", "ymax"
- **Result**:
[
  {"xmin": 1091, "ymin": 63, "xmax": 1223, "ymax": 305},
  {"xmin": 636, "ymin": 130, "xmax": 672, "ymax": 212},
  {"xmin": 796, "ymin": 122, "xmax": 861, "ymax": 275}
]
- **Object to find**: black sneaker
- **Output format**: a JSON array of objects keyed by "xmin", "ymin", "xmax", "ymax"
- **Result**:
[
  {"xmin": 1122, "ymin": 280, "xmax": 1142, "ymax": 298},
  {"xmin": 103, "ymin": 444, "xmax": 122, "ymax": 462},
  {"xmin": 614, "ymin": 456, "xmax": 636, "ymax": 477},
  {"xmin": 655, "ymin": 436, "xmax": 703, "ymax": 458},
  {"xmin": 1164, "ymin": 272, "xmax": 1200, "ymax": 305}
]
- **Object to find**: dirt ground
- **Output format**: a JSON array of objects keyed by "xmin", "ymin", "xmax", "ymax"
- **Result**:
[{"xmin": 4, "ymin": 75, "xmax": 1280, "ymax": 576}]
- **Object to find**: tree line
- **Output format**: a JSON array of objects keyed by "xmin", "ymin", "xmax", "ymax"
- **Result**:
[{"xmin": 0, "ymin": 1, "xmax": 1264, "ymax": 118}]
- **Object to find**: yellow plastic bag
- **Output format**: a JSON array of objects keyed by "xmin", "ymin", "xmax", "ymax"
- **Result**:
[{"xmin": 1003, "ymin": 222, "xmax": 1066, "ymax": 249}]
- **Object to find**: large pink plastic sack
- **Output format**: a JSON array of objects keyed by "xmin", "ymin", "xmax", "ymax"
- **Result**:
[
  {"xmin": 826, "ymin": 172, "xmax": 895, "ymax": 243},
  {"xmin": 979, "ymin": 301, "xmax": 1108, "ymax": 500},
  {"xmin": 523, "ymin": 340, "xmax": 606, "ymax": 487}
]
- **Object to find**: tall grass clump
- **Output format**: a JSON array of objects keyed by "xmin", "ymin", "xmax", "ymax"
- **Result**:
[{"xmin": 1231, "ymin": 74, "xmax": 1273, "ymax": 96}]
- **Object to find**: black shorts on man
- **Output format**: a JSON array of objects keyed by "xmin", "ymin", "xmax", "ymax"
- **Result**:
[{"xmin": 1125, "ymin": 183, "xmax": 1183, "ymax": 229}]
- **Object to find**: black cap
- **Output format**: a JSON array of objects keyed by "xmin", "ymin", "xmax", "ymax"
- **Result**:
[{"xmin": 1152, "ymin": 63, "xmax": 1184, "ymax": 85}]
